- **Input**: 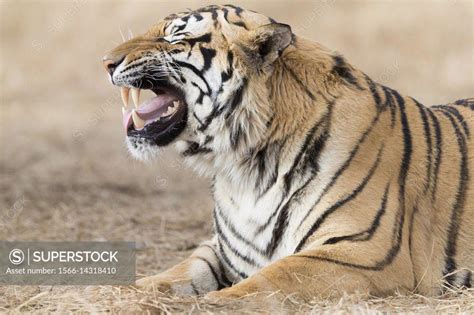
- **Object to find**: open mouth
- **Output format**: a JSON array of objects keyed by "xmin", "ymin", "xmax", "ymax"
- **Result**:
[{"xmin": 121, "ymin": 85, "xmax": 188, "ymax": 146}]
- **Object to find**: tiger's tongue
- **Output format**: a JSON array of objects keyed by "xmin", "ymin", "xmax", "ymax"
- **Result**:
[{"xmin": 122, "ymin": 94, "xmax": 178, "ymax": 131}]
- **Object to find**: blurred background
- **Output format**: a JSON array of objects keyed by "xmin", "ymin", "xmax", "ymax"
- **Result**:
[{"xmin": 0, "ymin": 0, "xmax": 473, "ymax": 279}]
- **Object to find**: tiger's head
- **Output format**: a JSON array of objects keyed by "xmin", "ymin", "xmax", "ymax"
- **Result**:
[{"xmin": 102, "ymin": 5, "xmax": 292, "ymax": 161}]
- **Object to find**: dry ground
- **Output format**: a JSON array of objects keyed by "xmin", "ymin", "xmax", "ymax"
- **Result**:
[{"xmin": 1, "ymin": 0, "xmax": 473, "ymax": 313}]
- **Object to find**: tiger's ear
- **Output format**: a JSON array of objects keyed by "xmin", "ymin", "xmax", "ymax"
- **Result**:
[{"xmin": 236, "ymin": 23, "xmax": 293, "ymax": 68}]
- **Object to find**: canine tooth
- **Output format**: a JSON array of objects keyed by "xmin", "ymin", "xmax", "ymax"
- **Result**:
[
  {"xmin": 121, "ymin": 107, "xmax": 126, "ymax": 115},
  {"xmin": 173, "ymin": 101, "xmax": 179, "ymax": 108},
  {"xmin": 132, "ymin": 110, "xmax": 145, "ymax": 129},
  {"xmin": 120, "ymin": 87, "xmax": 130, "ymax": 108},
  {"xmin": 164, "ymin": 105, "xmax": 176, "ymax": 116},
  {"xmin": 132, "ymin": 88, "xmax": 141, "ymax": 108}
]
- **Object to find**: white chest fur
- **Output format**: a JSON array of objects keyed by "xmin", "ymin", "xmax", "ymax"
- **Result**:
[{"xmin": 213, "ymin": 174, "xmax": 297, "ymax": 278}]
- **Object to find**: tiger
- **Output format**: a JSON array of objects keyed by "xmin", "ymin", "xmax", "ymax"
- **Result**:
[{"xmin": 102, "ymin": 5, "xmax": 473, "ymax": 301}]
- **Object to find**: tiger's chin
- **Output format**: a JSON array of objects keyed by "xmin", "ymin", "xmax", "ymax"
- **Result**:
[
  {"xmin": 125, "ymin": 117, "xmax": 188, "ymax": 162},
  {"xmin": 125, "ymin": 137, "xmax": 164, "ymax": 162},
  {"xmin": 125, "ymin": 115, "xmax": 188, "ymax": 161}
]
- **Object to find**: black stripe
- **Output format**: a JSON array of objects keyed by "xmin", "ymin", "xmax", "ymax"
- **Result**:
[
  {"xmin": 214, "ymin": 208, "xmax": 260, "ymax": 267},
  {"xmin": 282, "ymin": 61, "xmax": 316, "ymax": 101},
  {"xmin": 173, "ymin": 23, "xmax": 187, "ymax": 34},
  {"xmin": 184, "ymin": 33, "xmax": 212, "ymax": 50},
  {"xmin": 225, "ymin": 4, "xmax": 244, "ymax": 17},
  {"xmin": 226, "ymin": 79, "xmax": 248, "ymax": 149},
  {"xmin": 413, "ymin": 99, "xmax": 433, "ymax": 193},
  {"xmin": 191, "ymin": 81, "xmax": 205, "ymax": 104},
  {"xmin": 215, "ymin": 205, "xmax": 266, "ymax": 256},
  {"xmin": 294, "ymin": 184, "xmax": 405, "ymax": 271},
  {"xmin": 295, "ymin": 144, "xmax": 385, "ymax": 252},
  {"xmin": 199, "ymin": 46, "xmax": 217, "ymax": 73},
  {"xmin": 283, "ymin": 127, "xmax": 317, "ymax": 192},
  {"xmin": 265, "ymin": 197, "xmax": 290, "ymax": 256},
  {"xmin": 232, "ymin": 21, "xmax": 248, "ymax": 30},
  {"xmin": 217, "ymin": 239, "xmax": 248, "ymax": 279},
  {"xmin": 454, "ymin": 98, "xmax": 474, "ymax": 110},
  {"xmin": 283, "ymin": 110, "xmax": 330, "ymax": 192},
  {"xmin": 175, "ymin": 60, "xmax": 211, "ymax": 93},
  {"xmin": 197, "ymin": 105, "xmax": 222, "ymax": 132},
  {"xmin": 323, "ymin": 184, "xmax": 389, "ymax": 245},
  {"xmin": 296, "ymin": 108, "xmax": 383, "ymax": 229},
  {"xmin": 222, "ymin": 7, "xmax": 229, "ymax": 22},
  {"xmin": 426, "ymin": 108, "xmax": 442, "ymax": 201},
  {"xmin": 254, "ymin": 113, "xmax": 331, "ymax": 239},
  {"xmin": 190, "ymin": 281, "xmax": 199, "ymax": 295},
  {"xmin": 408, "ymin": 203, "xmax": 420, "ymax": 288},
  {"xmin": 194, "ymin": 5, "xmax": 219, "ymax": 16},
  {"xmin": 331, "ymin": 55, "xmax": 364, "ymax": 90},
  {"xmin": 254, "ymin": 170, "xmax": 314, "ymax": 237},
  {"xmin": 381, "ymin": 86, "xmax": 397, "ymax": 128},
  {"xmin": 391, "ymin": 87, "xmax": 411, "ymax": 267},
  {"xmin": 180, "ymin": 15, "xmax": 191, "ymax": 23},
  {"xmin": 257, "ymin": 148, "xmax": 279, "ymax": 197},
  {"xmin": 192, "ymin": 13, "xmax": 203, "ymax": 21},
  {"xmin": 438, "ymin": 110, "xmax": 469, "ymax": 286},
  {"xmin": 225, "ymin": 78, "xmax": 247, "ymax": 118},
  {"xmin": 463, "ymin": 271, "xmax": 472, "ymax": 288},
  {"xmin": 365, "ymin": 75, "xmax": 382, "ymax": 110},
  {"xmin": 193, "ymin": 112, "xmax": 205, "ymax": 127},
  {"xmin": 252, "ymin": 140, "xmax": 285, "ymax": 198},
  {"xmin": 393, "ymin": 90, "xmax": 412, "ymax": 191},
  {"xmin": 199, "ymin": 244, "xmax": 233, "ymax": 286},
  {"xmin": 303, "ymin": 128, "xmax": 330, "ymax": 176},
  {"xmin": 194, "ymin": 256, "xmax": 225, "ymax": 290},
  {"xmin": 229, "ymin": 124, "xmax": 242, "ymax": 149},
  {"xmin": 433, "ymin": 105, "xmax": 470, "ymax": 138},
  {"xmin": 198, "ymin": 79, "xmax": 246, "ymax": 132},
  {"xmin": 182, "ymin": 141, "xmax": 212, "ymax": 156},
  {"xmin": 221, "ymin": 51, "xmax": 234, "ymax": 83}
]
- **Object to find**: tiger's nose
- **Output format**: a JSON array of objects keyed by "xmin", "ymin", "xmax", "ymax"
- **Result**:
[{"xmin": 102, "ymin": 55, "xmax": 124, "ymax": 75}]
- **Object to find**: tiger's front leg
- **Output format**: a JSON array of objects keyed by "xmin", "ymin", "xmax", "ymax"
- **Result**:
[
  {"xmin": 206, "ymin": 245, "xmax": 413, "ymax": 301},
  {"xmin": 136, "ymin": 240, "xmax": 232, "ymax": 295}
]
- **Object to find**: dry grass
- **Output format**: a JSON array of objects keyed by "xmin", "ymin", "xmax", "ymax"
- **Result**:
[
  {"xmin": 2, "ymin": 285, "xmax": 474, "ymax": 313},
  {"xmin": 0, "ymin": 0, "xmax": 473, "ymax": 313}
]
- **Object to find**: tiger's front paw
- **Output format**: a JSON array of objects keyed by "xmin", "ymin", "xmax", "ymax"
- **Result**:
[
  {"xmin": 205, "ymin": 287, "xmax": 248, "ymax": 301},
  {"xmin": 135, "ymin": 274, "xmax": 200, "ymax": 296},
  {"xmin": 204, "ymin": 274, "xmax": 278, "ymax": 302},
  {"xmin": 135, "ymin": 275, "xmax": 174, "ymax": 294}
]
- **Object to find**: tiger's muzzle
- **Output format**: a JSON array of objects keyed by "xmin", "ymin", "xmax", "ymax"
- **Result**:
[{"xmin": 102, "ymin": 54, "xmax": 188, "ymax": 147}]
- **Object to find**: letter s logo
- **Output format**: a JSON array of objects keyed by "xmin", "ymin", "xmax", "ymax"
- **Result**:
[{"xmin": 9, "ymin": 249, "xmax": 25, "ymax": 265}]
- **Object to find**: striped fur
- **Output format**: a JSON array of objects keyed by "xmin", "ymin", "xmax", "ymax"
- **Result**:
[{"xmin": 104, "ymin": 5, "xmax": 473, "ymax": 300}]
